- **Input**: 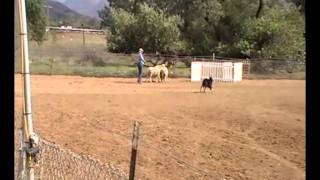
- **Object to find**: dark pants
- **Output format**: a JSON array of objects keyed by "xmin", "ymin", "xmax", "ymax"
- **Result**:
[{"xmin": 137, "ymin": 62, "xmax": 143, "ymax": 83}]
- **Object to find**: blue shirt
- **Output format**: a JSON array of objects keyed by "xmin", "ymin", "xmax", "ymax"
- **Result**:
[{"xmin": 138, "ymin": 52, "xmax": 145, "ymax": 65}]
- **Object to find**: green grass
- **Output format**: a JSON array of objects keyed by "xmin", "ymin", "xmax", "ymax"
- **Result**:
[
  {"xmin": 170, "ymin": 67, "xmax": 191, "ymax": 78},
  {"xmin": 22, "ymin": 30, "xmax": 191, "ymax": 78},
  {"xmin": 36, "ymin": 32, "xmax": 106, "ymax": 47},
  {"xmin": 15, "ymin": 59, "xmax": 191, "ymax": 78},
  {"xmin": 72, "ymin": 66, "xmax": 138, "ymax": 77},
  {"xmin": 28, "ymin": 32, "xmax": 107, "ymax": 62},
  {"xmin": 18, "ymin": 58, "xmax": 305, "ymax": 80}
]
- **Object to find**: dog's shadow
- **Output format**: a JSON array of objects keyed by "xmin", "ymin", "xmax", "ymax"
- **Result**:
[{"xmin": 192, "ymin": 91, "xmax": 215, "ymax": 94}]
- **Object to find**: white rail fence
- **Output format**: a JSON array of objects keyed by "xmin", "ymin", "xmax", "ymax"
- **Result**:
[{"xmin": 191, "ymin": 61, "xmax": 243, "ymax": 82}]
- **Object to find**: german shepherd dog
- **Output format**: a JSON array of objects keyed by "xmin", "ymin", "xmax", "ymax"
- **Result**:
[{"xmin": 200, "ymin": 77, "xmax": 214, "ymax": 93}]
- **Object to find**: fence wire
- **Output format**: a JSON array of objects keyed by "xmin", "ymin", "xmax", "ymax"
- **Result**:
[{"xmin": 15, "ymin": 131, "xmax": 128, "ymax": 180}]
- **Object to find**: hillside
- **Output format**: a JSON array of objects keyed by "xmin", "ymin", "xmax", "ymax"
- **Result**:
[
  {"xmin": 45, "ymin": 0, "xmax": 100, "ymax": 28},
  {"xmin": 64, "ymin": 0, "xmax": 108, "ymax": 18}
]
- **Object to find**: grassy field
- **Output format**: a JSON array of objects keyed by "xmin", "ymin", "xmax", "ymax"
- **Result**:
[
  {"xmin": 14, "ymin": 31, "xmax": 304, "ymax": 79},
  {"xmin": 28, "ymin": 32, "xmax": 108, "ymax": 62},
  {"xmin": 15, "ymin": 59, "xmax": 190, "ymax": 78},
  {"xmin": 245, "ymin": 72, "xmax": 305, "ymax": 80},
  {"xmin": 14, "ymin": 31, "xmax": 191, "ymax": 77}
]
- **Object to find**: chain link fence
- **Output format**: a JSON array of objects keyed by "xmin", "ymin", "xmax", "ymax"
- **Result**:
[
  {"xmin": 14, "ymin": 117, "xmax": 226, "ymax": 180},
  {"xmin": 15, "ymin": 129, "xmax": 129, "ymax": 180},
  {"xmin": 250, "ymin": 59, "xmax": 305, "ymax": 73}
]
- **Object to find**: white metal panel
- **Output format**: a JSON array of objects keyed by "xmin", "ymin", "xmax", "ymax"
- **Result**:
[
  {"xmin": 191, "ymin": 61, "xmax": 243, "ymax": 82},
  {"xmin": 222, "ymin": 62, "xmax": 233, "ymax": 82},
  {"xmin": 233, "ymin": 62, "xmax": 243, "ymax": 82},
  {"xmin": 191, "ymin": 61, "xmax": 202, "ymax": 81}
]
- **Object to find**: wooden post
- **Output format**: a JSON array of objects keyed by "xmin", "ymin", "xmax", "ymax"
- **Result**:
[
  {"xmin": 172, "ymin": 59, "xmax": 176, "ymax": 77},
  {"xmin": 83, "ymin": 30, "xmax": 86, "ymax": 47},
  {"xmin": 82, "ymin": 24, "xmax": 86, "ymax": 48},
  {"xmin": 129, "ymin": 121, "xmax": 140, "ymax": 180},
  {"xmin": 49, "ymin": 58, "xmax": 54, "ymax": 75}
]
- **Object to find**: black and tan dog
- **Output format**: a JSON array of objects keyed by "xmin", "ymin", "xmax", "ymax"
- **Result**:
[{"xmin": 200, "ymin": 77, "xmax": 214, "ymax": 93}]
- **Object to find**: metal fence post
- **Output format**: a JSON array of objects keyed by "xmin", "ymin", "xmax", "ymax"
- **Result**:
[{"xmin": 17, "ymin": 0, "xmax": 39, "ymax": 179}]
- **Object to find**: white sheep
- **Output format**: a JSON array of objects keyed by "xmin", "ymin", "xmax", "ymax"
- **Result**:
[
  {"xmin": 146, "ymin": 66, "xmax": 161, "ymax": 82},
  {"xmin": 155, "ymin": 64, "xmax": 169, "ymax": 82}
]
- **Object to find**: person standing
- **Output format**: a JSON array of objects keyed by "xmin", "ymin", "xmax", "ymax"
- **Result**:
[{"xmin": 137, "ymin": 48, "xmax": 145, "ymax": 84}]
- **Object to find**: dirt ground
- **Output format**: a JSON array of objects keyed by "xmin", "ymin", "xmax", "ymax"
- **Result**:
[{"xmin": 15, "ymin": 75, "xmax": 305, "ymax": 180}]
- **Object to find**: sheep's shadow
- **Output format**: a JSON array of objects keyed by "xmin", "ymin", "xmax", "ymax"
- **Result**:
[{"xmin": 113, "ymin": 80, "xmax": 155, "ymax": 84}]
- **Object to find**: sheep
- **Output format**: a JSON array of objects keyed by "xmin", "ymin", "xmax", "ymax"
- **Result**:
[
  {"xmin": 146, "ymin": 64, "xmax": 169, "ymax": 83},
  {"xmin": 155, "ymin": 64, "xmax": 169, "ymax": 82},
  {"xmin": 160, "ymin": 67, "xmax": 168, "ymax": 82},
  {"xmin": 146, "ymin": 66, "xmax": 161, "ymax": 82}
]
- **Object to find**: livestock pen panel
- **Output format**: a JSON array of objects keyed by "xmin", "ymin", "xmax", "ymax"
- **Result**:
[{"xmin": 191, "ymin": 61, "xmax": 243, "ymax": 82}]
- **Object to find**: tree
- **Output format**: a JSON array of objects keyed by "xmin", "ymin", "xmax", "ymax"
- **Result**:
[
  {"xmin": 107, "ymin": 8, "xmax": 138, "ymax": 53},
  {"xmin": 135, "ymin": 3, "xmax": 185, "ymax": 54},
  {"xmin": 241, "ymin": 6, "xmax": 305, "ymax": 62},
  {"xmin": 180, "ymin": 0, "xmax": 225, "ymax": 55},
  {"xmin": 26, "ymin": 0, "xmax": 47, "ymax": 44},
  {"xmin": 107, "ymin": 3, "xmax": 186, "ymax": 54},
  {"xmin": 256, "ymin": 0, "xmax": 264, "ymax": 18},
  {"xmin": 98, "ymin": 6, "xmax": 114, "ymax": 28},
  {"xmin": 100, "ymin": 0, "xmax": 305, "ymax": 62}
]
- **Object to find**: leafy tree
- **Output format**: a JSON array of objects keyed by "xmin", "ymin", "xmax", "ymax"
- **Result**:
[
  {"xmin": 159, "ymin": 0, "xmax": 225, "ymax": 55},
  {"xmin": 107, "ymin": 3, "xmax": 185, "ymax": 54},
  {"xmin": 26, "ymin": 0, "xmax": 47, "ymax": 44},
  {"xmin": 98, "ymin": 6, "xmax": 114, "ymax": 28},
  {"xmin": 100, "ymin": 0, "xmax": 305, "ymax": 64},
  {"xmin": 107, "ymin": 8, "xmax": 137, "ymax": 52},
  {"xmin": 244, "ymin": 6, "xmax": 304, "ymax": 61}
]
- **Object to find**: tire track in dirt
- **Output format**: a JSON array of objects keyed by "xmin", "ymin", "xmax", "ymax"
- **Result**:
[
  {"xmin": 218, "ymin": 132, "xmax": 304, "ymax": 178},
  {"xmin": 200, "ymin": 124, "xmax": 305, "ymax": 179}
]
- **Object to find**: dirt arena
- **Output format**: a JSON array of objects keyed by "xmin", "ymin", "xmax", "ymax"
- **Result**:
[{"xmin": 15, "ymin": 75, "xmax": 305, "ymax": 180}]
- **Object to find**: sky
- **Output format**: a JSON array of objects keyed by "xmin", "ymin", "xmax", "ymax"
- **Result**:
[{"xmin": 51, "ymin": 0, "xmax": 102, "ymax": 3}]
